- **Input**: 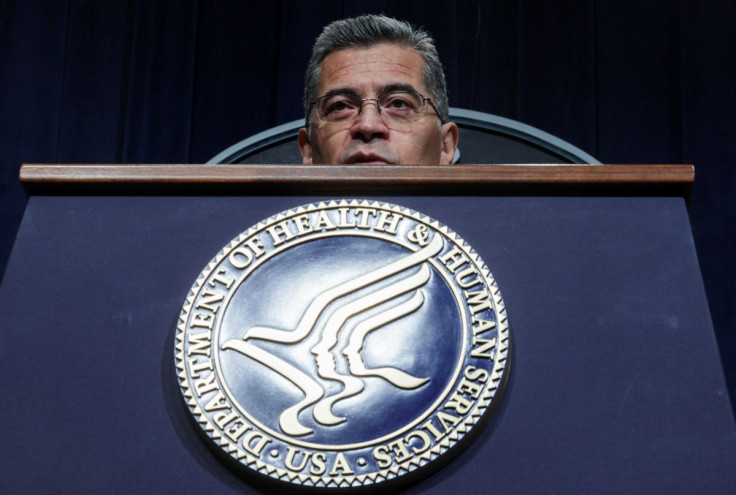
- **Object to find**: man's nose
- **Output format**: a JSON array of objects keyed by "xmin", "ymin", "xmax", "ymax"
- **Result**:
[{"xmin": 350, "ymin": 100, "xmax": 389, "ymax": 140}]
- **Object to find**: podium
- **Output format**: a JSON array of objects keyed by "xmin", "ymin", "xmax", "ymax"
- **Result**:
[{"xmin": 1, "ymin": 164, "xmax": 734, "ymax": 493}]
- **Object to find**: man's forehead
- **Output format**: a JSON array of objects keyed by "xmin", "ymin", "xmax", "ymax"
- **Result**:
[{"xmin": 317, "ymin": 43, "xmax": 426, "ymax": 96}]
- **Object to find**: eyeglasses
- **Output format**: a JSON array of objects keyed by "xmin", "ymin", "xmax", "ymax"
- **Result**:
[{"xmin": 308, "ymin": 90, "xmax": 441, "ymax": 125}]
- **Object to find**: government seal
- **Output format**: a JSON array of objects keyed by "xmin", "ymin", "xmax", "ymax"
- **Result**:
[{"xmin": 175, "ymin": 200, "xmax": 510, "ymax": 489}]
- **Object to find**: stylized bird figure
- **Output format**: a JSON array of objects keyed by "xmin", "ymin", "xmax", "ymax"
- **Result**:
[{"xmin": 222, "ymin": 235, "xmax": 441, "ymax": 436}]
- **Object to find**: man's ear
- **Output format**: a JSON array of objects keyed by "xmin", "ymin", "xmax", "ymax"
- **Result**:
[
  {"xmin": 298, "ymin": 127, "xmax": 313, "ymax": 164},
  {"xmin": 439, "ymin": 122, "xmax": 459, "ymax": 165}
]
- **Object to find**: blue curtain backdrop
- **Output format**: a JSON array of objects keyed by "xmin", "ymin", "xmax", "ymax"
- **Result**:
[{"xmin": 1, "ymin": 0, "xmax": 734, "ymax": 409}]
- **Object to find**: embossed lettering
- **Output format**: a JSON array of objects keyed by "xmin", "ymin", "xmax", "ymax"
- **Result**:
[
  {"xmin": 471, "ymin": 337, "xmax": 497, "ymax": 360},
  {"xmin": 464, "ymin": 365, "xmax": 489, "ymax": 383},
  {"xmin": 267, "ymin": 220, "xmax": 297, "ymax": 246},
  {"xmin": 436, "ymin": 411, "xmax": 462, "ymax": 432},
  {"xmin": 310, "ymin": 452, "xmax": 327, "ymax": 475},
  {"xmin": 387, "ymin": 438, "xmax": 412, "ymax": 463},
  {"xmin": 444, "ymin": 368, "xmax": 488, "ymax": 414},
  {"xmin": 460, "ymin": 366, "xmax": 488, "ymax": 394},
  {"xmin": 213, "ymin": 409, "xmax": 238, "ymax": 429},
  {"xmin": 438, "ymin": 246, "xmax": 469, "ymax": 273},
  {"xmin": 187, "ymin": 330, "xmax": 211, "ymax": 356},
  {"xmin": 472, "ymin": 316, "xmax": 496, "ymax": 336},
  {"xmin": 285, "ymin": 447, "xmax": 310, "ymax": 471},
  {"xmin": 190, "ymin": 311, "xmax": 214, "ymax": 330},
  {"xmin": 405, "ymin": 430, "xmax": 431, "ymax": 455},
  {"xmin": 455, "ymin": 264, "xmax": 481, "ymax": 289},
  {"xmin": 208, "ymin": 268, "xmax": 234, "ymax": 289},
  {"xmin": 372, "ymin": 210, "xmax": 403, "ymax": 234},
  {"xmin": 229, "ymin": 236, "xmax": 267, "ymax": 268},
  {"xmin": 313, "ymin": 210, "xmax": 337, "ymax": 231},
  {"xmin": 292, "ymin": 214, "xmax": 313, "ymax": 235},
  {"xmin": 422, "ymin": 418, "xmax": 445, "ymax": 441},
  {"xmin": 193, "ymin": 369, "xmax": 218, "ymax": 396},
  {"xmin": 224, "ymin": 420, "xmax": 251, "ymax": 443},
  {"xmin": 329, "ymin": 452, "xmax": 354, "ymax": 476},
  {"xmin": 353, "ymin": 207, "xmax": 377, "ymax": 229},
  {"xmin": 337, "ymin": 208, "xmax": 355, "ymax": 228},
  {"xmin": 196, "ymin": 289, "xmax": 224, "ymax": 314},
  {"xmin": 444, "ymin": 390, "xmax": 474, "ymax": 415},
  {"xmin": 372, "ymin": 428, "xmax": 433, "ymax": 468},
  {"xmin": 464, "ymin": 289, "xmax": 492, "ymax": 315},
  {"xmin": 242, "ymin": 431, "xmax": 271, "ymax": 457},
  {"xmin": 204, "ymin": 391, "xmax": 229, "ymax": 411},
  {"xmin": 188, "ymin": 357, "xmax": 212, "ymax": 378},
  {"xmin": 373, "ymin": 445, "xmax": 392, "ymax": 469}
]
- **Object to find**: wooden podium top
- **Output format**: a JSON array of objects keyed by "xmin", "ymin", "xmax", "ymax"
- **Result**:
[{"xmin": 19, "ymin": 163, "xmax": 694, "ymax": 199}]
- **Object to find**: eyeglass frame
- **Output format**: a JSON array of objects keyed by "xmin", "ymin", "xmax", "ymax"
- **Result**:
[{"xmin": 306, "ymin": 89, "xmax": 445, "ymax": 126}]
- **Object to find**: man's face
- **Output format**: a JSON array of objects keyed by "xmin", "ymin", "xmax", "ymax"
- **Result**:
[{"xmin": 298, "ymin": 43, "xmax": 458, "ymax": 165}]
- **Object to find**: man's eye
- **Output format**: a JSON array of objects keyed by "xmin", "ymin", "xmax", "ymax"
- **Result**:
[
  {"xmin": 383, "ymin": 95, "xmax": 418, "ymax": 111},
  {"xmin": 388, "ymin": 99, "xmax": 409, "ymax": 109},
  {"xmin": 324, "ymin": 99, "xmax": 357, "ymax": 116}
]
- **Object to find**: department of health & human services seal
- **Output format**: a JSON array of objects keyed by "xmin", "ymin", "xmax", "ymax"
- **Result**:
[{"xmin": 175, "ymin": 199, "xmax": 510, "ymax": 489}]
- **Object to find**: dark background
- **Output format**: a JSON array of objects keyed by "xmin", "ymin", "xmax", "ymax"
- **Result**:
[{"xmin": 1, "ymin": 0, "xmax": 734, "ymax": 412}]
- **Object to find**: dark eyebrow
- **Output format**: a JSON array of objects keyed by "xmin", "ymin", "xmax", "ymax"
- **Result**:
[
  {"xmin": 318, "ymin": 83, "xmax": 421, "ymax": 101},
  {"xmin": 377, "ymin": 83, "xmax": 420, "ymax": 95},
  {"xmin": 319, "ymin": 87, "xmax": 361, "ymax": 99}
]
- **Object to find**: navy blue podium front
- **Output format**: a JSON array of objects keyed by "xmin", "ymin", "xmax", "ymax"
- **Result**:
[{"xmin": 1, "ymin": 164, "xmax": 734, "ymax": 493}]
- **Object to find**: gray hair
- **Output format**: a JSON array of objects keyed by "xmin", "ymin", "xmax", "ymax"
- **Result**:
[{"xmin": 303, "ymin": 14, "xmax": 450, "ymax": 124}]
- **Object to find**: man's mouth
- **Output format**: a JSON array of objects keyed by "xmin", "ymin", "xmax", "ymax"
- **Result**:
[{"xmin": 345, "ymin": 152, "xmax": 392, "ymax": 165}]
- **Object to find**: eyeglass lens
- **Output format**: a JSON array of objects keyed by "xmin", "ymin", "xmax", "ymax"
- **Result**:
[{"xmin": 316, "ymin": 92, "xmax": 426, "ymax": 123}]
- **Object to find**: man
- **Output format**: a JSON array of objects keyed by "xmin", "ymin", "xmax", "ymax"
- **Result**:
[{"xmin": 298, "ymin": 15, "xmax": 458, "ymax": 166}]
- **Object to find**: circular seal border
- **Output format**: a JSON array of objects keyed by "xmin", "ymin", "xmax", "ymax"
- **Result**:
[{"xmin": 175, "ymin": 199, "xmax": 511, "ymax": 489}]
